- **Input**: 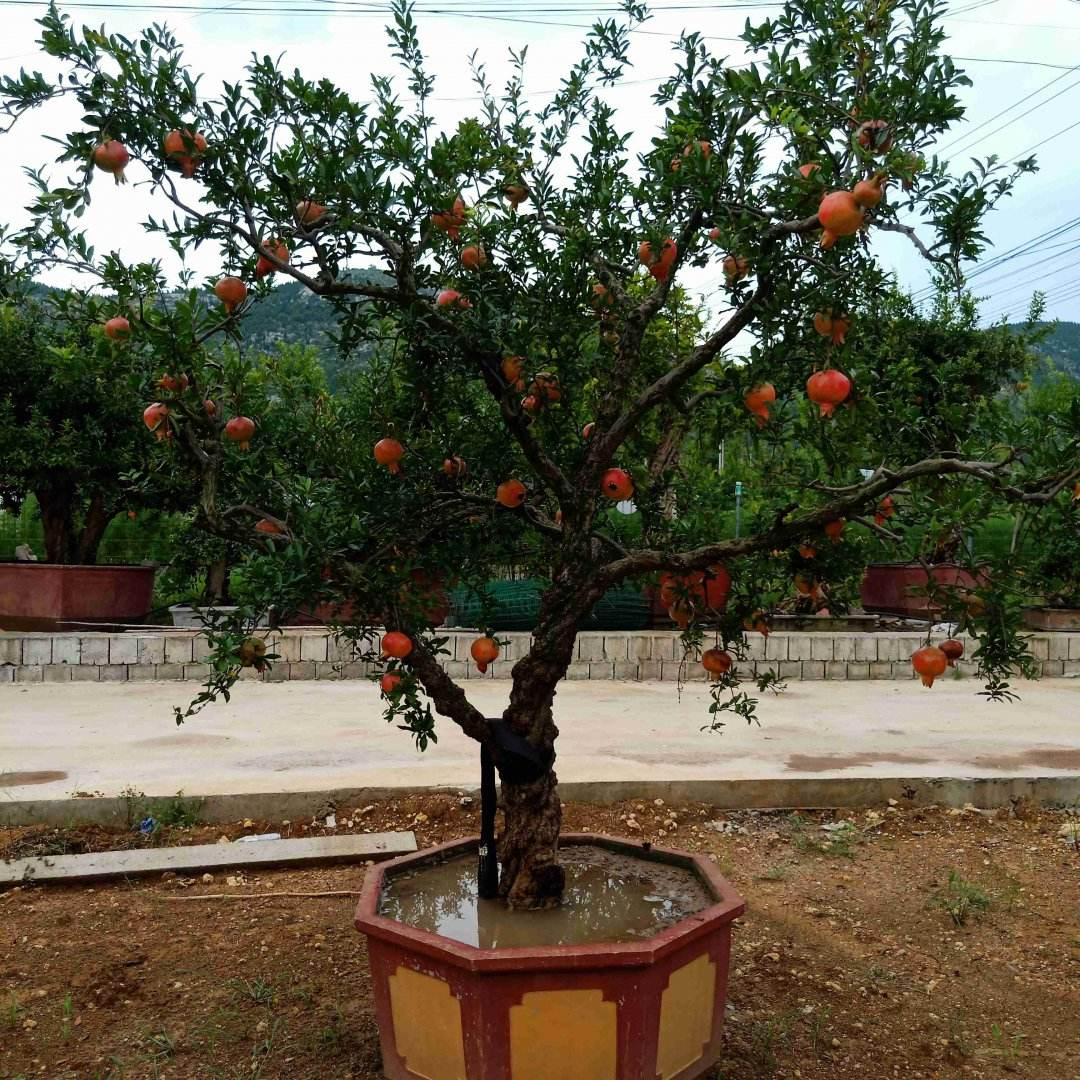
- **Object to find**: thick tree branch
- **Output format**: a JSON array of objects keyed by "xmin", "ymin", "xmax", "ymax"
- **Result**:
[{"xmin": 405, "ymin": 639, "xmax": 490, "ymax": 744}]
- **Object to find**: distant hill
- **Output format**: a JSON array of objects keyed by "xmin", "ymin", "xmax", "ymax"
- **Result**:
[{"xmin": 1008, "ymin": 321, "xmax": 1080, "ymax": 380}]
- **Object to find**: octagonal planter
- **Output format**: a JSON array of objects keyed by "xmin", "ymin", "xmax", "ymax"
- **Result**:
[
  {"xmin": 354, "ymin": 833, "xmax": 745, "ymax": 1080},
  {"xmin": 860, "ymin": 562, "xmax": 983, "ymax": 619}
]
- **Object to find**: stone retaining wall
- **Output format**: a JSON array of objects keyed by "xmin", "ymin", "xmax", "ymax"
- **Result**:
[{"xmin": 2, "ymin": 628, "xmax": 1078, "ymax": 683}]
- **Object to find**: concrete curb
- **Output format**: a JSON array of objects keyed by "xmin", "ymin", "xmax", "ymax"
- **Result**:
[{"xmin": 2, "ymin": 775, "xmax": 1078, "ymax": 827}]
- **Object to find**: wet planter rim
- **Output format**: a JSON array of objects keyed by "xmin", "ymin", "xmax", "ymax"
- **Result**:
[{"xmin": 354, "ymin": 832, "xmax": 746, "ymax": 974}]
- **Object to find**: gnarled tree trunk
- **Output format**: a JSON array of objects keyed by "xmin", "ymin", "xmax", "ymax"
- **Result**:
[{"xmin": 36, "ymin": 487, "xmax": 77, "ymax": 564}]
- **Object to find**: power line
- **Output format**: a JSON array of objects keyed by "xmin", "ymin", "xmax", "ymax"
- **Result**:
[{"xmin": 1004, "ymin": 116, "xmax": 1080, "ymax": 164}]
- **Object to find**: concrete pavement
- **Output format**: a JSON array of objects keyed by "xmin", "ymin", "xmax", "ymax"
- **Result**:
[{"xmin": 2, "ymin": 677, "xmax": 1078, "ymax": 804}]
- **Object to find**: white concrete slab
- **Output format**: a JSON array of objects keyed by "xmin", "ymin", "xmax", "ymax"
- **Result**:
[{"xmin": 1, "ymin": 678, "xmax": 1078, "ymax": 801}]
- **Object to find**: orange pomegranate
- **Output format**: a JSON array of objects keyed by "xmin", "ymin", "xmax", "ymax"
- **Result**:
[
  {"xmin": 530, "ymin": 372, "xmax": 561, "ymax": 403},
  {"xmin": 255, "ymin": 519, "xmax": 285, "ymax": 535},
  {"xmin": 381, "ymin": 631, "xmax": 413, "ymax": 660},
  {"xmin": 436, "ymin": 288, "xmax": 471, "ymax": 309},
  {"xmin": 671, "ymin": 140, "xmax": 711, "ymax": 170},
  {"xmin": 806, "ymin": 369, "xmax": 852, "ymax": 416},
  {"xmin": 521, "ymin": 394, "xmax": 541, "ymax": 414},
  {"xmin": 701, "ymin": 647, "xmax": 733, "ymax": 679},
  {"xmin": 380, "ymin": 672, "xmax": 403, "ymax": 695},
  {"xmin": 503, "ymin": 183, "xmax": 529, "ymax": 207},
  {"xmin": 470, "ymin": 636, "xmax": 500, "ymax": 674},
  {"xmin": 431, "ymin": 195, "xmax": 467, "ymax": 239},
  {"xmin": 722, "ymin": 254, "xmax": 750, "ymax": 284},
  {"xmin": 496, "ymin": 479, "xmax": 526, "ymax": 508},
  {"xmin": 374, "ymin": 437, "xmax": 405, "ymax": 474},
  {"xmin": 254, "ymin": 241, "xmax": 289, "ymax": 279},
  {"xmin": 799, "ymin": 544, "xmax": 817, "ymax": 559},
  {"xmin": 225, "ymin": 415, "xmax": 256, "ymax": 450},
  {"xmin": 939, "ymin": 639, "xmax": 964, "ymax": 667},
  {"xmin": 442, "ymin": 455, "xmax": 467, "ymax": 480},
  {"xmin": 601, "ymin": 468, "xmax": 634, "ymax": 501},
  {"xmin": 104, "ymin": 316, "xmax": 131, "ymax": 341},
  {"xmin": 743, "ymin": 611, "xmax": 770, "ymax": 637},
  {"xmin": 142, "ymin": 402, "xmax": 170, "ymax": 441},
  {"xmin": 203, "ymin": 398, "xmax": 217, "ymax": 417},
  {"xmin": 163, "ymin": 128, "xmax": 208, "ymax": 178},
  {"xmin": 638, "ymin": 237, "xmax": 677, "ymax": 282},
  {"xmin": 911, "ymin": 644, "xmax": 947, "ymax": 688},
  {"xmin": 852, "ymin": 173, "xmax": 886, "ymax": 209},
  {"xmin": 501, "ymin": 355, "xmax": 526, "ymax": 390},
  {"xmin": 461, "ymin": 245, "xmax": 487, "ymax": 271},
  {"xmin": 590, "ymin": 283, "xmax": 615, "ymax": 310},
  {"xmin": 856, "ymin": 120, "xmax": 893, "ymax": 154},
  {"xmin": 818, "ymin": 191, "xmax": 864, "ymax": 249},
  {"xmin": 812, "ymin": 310, "xmax": 852, "ymax": 346},
  {"xmin": 157, "ymin": 373, "xmax": 189, "ymax": 394},
  {"xmin": 745, "ymin": 383, "xmax": 777, "ymax": 427},
  {"xmin": 874, "ymin": 495, "xmax": 895, "ymax": 526},
  {"xmin": 295, "ymin": 199, "xmax": 327, "ymax": 226},
  {"xmin": 93, "ymin": 140, "xmax": 129, "ymax": 184},
  {"xmin": 824, "ymin": 518, "xmax": 846, "ymax": 542},
  {"xmin": 214, "ymin": 276, "xmax": 247, "ymax": 312}
]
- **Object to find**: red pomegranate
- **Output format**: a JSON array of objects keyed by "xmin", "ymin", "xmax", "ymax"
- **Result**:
[
  {"xmin": 590, "ymin": 283, "xmax": 615, "ymax": 310},
  {"xmin": 582, "ymin": 422, "xmax": 595, "ymax": 439},
  {"xmin": 442, "ymin": 455, "xmax": 467, "ymax": 480},
  {"xmin": 798, "ymin": 162, "xmax": 820, "ymax": 179},
  {"xmin": 745, "ymin": 383, "xmax": 777, "ymax": 426},
  {"xmin": 255, "ymin": 519, "xmax": 285, "ymax": 535},
  {"xmin": 601, "ymin": 468, "xmax": 634, "ymax": 501},
  {"xmin": 104, "ymin": 316, "xmax": 131, "ymax": 341},
  {"xmin": 381, "ymin": 631, "xmax": 413, "ymax": 660},
  {"xmin": 824, "ymin": 518, "xmax": 846, "ymax": 541},
  {"xmin": 496, "ymin": 479, "xmax": 527, "ymax": 508},
  {"xmin": 911, "ymin": 645, "xmax": 947, "ymax": 688},
  {"xmin": 380, "ymin": 672, "xmax": 403, "ymax": 695},
  {"xmin": 812, "ymin": 311, "xmax": 851, "ymax": 346},
  {"xmin": 254, "ymin": 241, "xmax": 289, "ymax": 279},
  {"xmin": 461, "ymin": 245, "xmax": 487, "ymax": 271},
  {"xmin": 501, "ymin": 355, "xmax": 526, "ymax": 390},
  {"xmin": 799, "ymin": 544, "xmax": 817, "ymax": 560},
  {"xmin": 295, "ymin": 199, "xmax": 327, "ymax": 226},
  {"xmin": 852, "ymin": 173, "xmax": 886, "ymax": 209},
  {"xmin": 638, "ymin": 237, "xmax": 677, "ymax": 282},
  {"xmin": 214, "ymin": 276, "xmax": 247, "ymax": 312},
  {"xmin": 436, "ymin": 289, "xmax": 471, "ymax": 309},
  {"xmin": 874, "ymin": 495, "xmax": 895, "ymax": 526},
  {"xmin": 818, "ymin": 191, "xmax": 864, "ymax": 249},
  {"xmin": 659, "ymin": 566, "xmax": 730, "ymax": 614},
  {"xmin": 431, "ymin": 195, "xmax": 467, "ymax": 239},
  {"xmin": 163, "ymin": 128, "xmax": 208, "ymax": 178},
  {"xmin": 225, "ymin": 415, "xmax": 256, "ymax": 450},
  {"xmin": 157, "ymin": 373, "xmax": 189, "ymax": 394},
  {"xmin": 203, "ymin": 399, "xmax": 217, "ymax": 417},
  {"xmin": 503, "ymin": 183, "xmax": 529, "ymax": 207},
  {"xmin": 806, "ymin": 369, "xmax": 852, "ymax": 416},
  {"xmin": 723, "ymin": 254, "xmax": 750, "ymax": 284},
  {"xmin": 701, "ymin": 648, "xmax": 733, "ymax": 679},
  {"xmin": 939, "ymin": 639, "xmax": 965, "ymax": 667},
  {"xmin": 142, "ymin": 402, "xmax": 170, "ymax": 441},
  {"xmin": 856, "ymin": 120, "xmax": 893, "ymax": 154},
  {"xmin": 470, "ymin": 636, "xmax": 500, "ymax": 674},
  {"xmin": 743, "ymin": 611, "xmax": 770, "ymax": 637},
  {"xmin": 707, "ymin": 227, "xmax": 722, "ymax": 244},
  {"xmin": 530, "ymin": 372, "xmax": 561, "ymax": 403},
  {"xmin": 374, "ymin": 437, "xmax": 405, "ymax": 474},
  {"xmin": 93, "ymin": 140, "xmax": 130, "ymax": 184},
  {"xmin": 520, "ymin": 394, "xmax": 541, "ymax": 414}
]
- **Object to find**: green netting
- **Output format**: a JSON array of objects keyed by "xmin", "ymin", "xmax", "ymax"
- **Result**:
[{"xmin": 449, "ymin": 579, "xmax": 649, "ymax": 631}]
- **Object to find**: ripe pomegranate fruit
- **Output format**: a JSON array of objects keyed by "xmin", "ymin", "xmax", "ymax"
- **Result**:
[
  {"xmin": 381, "ymin": 631, "xmax": 413, "ymax": 660},
  {"xmin": 671, "ymin": 140, "xmax": 711, "ymax": 170},
  {"xmin": 911, "ymin": 644, "xmax": 947, "ymax": 688},
  {"xmin": 93, "ymin": 140, "xmax": 129, "ymax": 184},
  {"xmin": 501, "ymin": 355, "xmax": 526, "ymax": 390},
  {"xmin": 601, "ymin": 468, "xmax": 634, "ymax": 501},
  {"xmin": 590, "ymin": 283, "xmax": 615, "ymax": 310},
  {"xmin": 520, "ymin": 394, "xmax": 540, "ymax": 414},
  {"xmin": 436, "ymin": 288, "xmax": 471, "ymax": 309},
  {"xmin": 163, "ymin": 128, "xmax": 208, "ymax": 178},
  {"xmin": 743, "ymin": 611, "xmax": 770, "ymax": 637},
  {"xmin": 940, "ymin": 639, "xmax": 964, "ymax": 667},
  {"xmin": 582, "ymin": 422, "xmax": 595, "ymax": 439},
  {"xmin": 225, "ymin": 415, "xmax": 256, "ymax": 450},
  {"xmin": 380, "ymin": 672, "xmax": 403, "ymax": 695},
  {"xmin": 874, "ymin": 495, "xmax": 895, "ymax": 526},
  {"xmin": 461, "ymin": 245, "xmax": 487, "ymax": 271},
  {"xmin": 431, "ymin": 195, "xmax": 467, "ymax": 239},
  {"xmin": 530, "ymin": 372, "xmax": 561, "ymax": 403},
  {"xmin": 824, "ymin": 518, "xmax": 846, "ymax": 541},
  {"xmin": 255, "ymin": 518, "xmax": 285, "ymax": 535},
  {"xmin": 142, "ymin": 402, "xmax": 170, "ymax": 441},
  {"xmin": 799, "ymin": 544, "xmax": 817, "ymax": 559},
  {"xmin": 470, "ymin": 636, "xmax": 500, "ymax": 674},
  {"xmin": 723, "ymin": 254, "xmax": 750, "ymax": 284},
  {"xmin": 794, "ymin": 574, "xmax": 816, "ymax": 596},
  {"xmin": 203, "ymin": 399, "xmax": 217, "ymax": 417},
  {"xmin": 157, "ymin": 373, "xmax": 189, "ymax": 394},
  {"xmin": 374, "ymin": 437, "xmax": 405, "ymax": 474},
  {"xmin": 254, "ymin": 241, "xmax": 289, "ymax": 279},
  {"xmin": 798, "ymin": 162, "xmax": 820, "ymax": 179},
  {"xmin": 238, "ymin": 636, "xmax": 267, "ymax": 669},
  {"xmin": 708, "ymin": 226, "xmax": 722, "ymax": 243},
  {"xmin": 296, "ymin": 199, "xmax": 327, "ymax": 226},
  {"xmin": 856, "ymin": 119, "xmax": 893, "ymax": 154},
  {"xmin": 745, "ymin": 383, "xmax": 777, "ymax": 427},
  {"xmin": 818, "ymin": 191, "xmax": 864, "ymax": 249},
  {"xmin": 503, "ymin": 183, "xmax": 529, "ymax": 207},
  {"xmin": 701, "ymin": 647, "xmax": 733, "ymax": 679},
  {"xmin": 214, "ymin": 276, "xmax": 247, "ymax": 312},
  {"xmin": 852, "ymin": 173, "xmax": 886, "ymax": 209},
  {"xmin": 806, "ymin": 369, "xmax": 852, "ymax": 416},
  {"xmin": 812, "ymin": 310, "xmax": 851, "ymax": 346},
  {"xmin": 442, "ymin": 455, "xmax": 467, "ymax": 480},
  {"xmin": 496, "ymin": 479, "xmax": 526, "ymax": 508},
  {"xmin": 638, "ymin": 237, "xmax": 677, "ymax": 282},
  {"xmin": 103, "ymin": 316, "xmax": 131, "ymax": 341}
]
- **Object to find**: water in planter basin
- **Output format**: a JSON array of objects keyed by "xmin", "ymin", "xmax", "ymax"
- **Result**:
[{"xmin": 378, "ymin": 844, "xmax": 712, "ymax": 948}]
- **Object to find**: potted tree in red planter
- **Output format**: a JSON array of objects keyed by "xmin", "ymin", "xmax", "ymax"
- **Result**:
[{"xmin": 6, "ymin": 0, "xmax": 1079, "ymax": 1074}]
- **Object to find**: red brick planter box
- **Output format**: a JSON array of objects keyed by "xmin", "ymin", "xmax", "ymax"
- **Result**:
[
  {"xmin": 0, "ymin": 562, "xmax": 156, "ymax": 628},
  {"xmin": 355, "ymin": 833, "xmax": 745, "ymax": 1080}
]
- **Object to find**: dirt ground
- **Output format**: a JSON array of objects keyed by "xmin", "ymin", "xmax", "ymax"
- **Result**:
[{"xmin": 1, "ymin": 795, "xmax": 1078, "ymax": 1080}]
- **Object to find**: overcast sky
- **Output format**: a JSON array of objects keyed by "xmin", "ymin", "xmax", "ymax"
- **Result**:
[{"xmin": 1, "ymin": 0, "xmax": 1077, "ymax": 331}]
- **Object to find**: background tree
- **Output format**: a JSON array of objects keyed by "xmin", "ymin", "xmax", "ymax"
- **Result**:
[{"xmin": 3, "ymin": 0, "xmax": 1079, "ymax": 908}]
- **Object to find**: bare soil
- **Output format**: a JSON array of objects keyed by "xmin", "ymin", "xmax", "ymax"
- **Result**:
[{"xmin": 1, "ymin": 795, "xmax": 1078, "ymax": 1079}]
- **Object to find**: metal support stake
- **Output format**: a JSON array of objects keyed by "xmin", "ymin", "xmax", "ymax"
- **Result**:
[{"xmin": 478, "ymin": 742, "xmax": 499, "ymax": 899}]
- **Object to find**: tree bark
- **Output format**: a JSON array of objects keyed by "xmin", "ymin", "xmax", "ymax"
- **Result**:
[
  {"xmin": 76, "ymin": 493, "xmax": 112, "ymax": 565},
  {"xmin": 499, "ymin": 766, "xmax": 564, "ymax": 909},
  {"xmin": 204, "ymin": 558, "xmax": 230, "ymax": 603},
  {"xmin": 36, "ymin": 488, "xmax": 76, "ymax": 564}
]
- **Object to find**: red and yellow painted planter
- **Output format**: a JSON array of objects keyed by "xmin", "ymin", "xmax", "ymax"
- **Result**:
[{"xmin": 354, "ymin": 833, "xmax": 745, "ymax": 1080}]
